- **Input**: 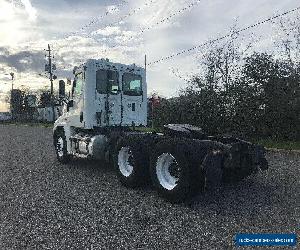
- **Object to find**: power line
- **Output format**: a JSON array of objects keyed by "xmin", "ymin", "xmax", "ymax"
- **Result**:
[
  {"xmin": 81, "ymin": 0, "xmax": 160, "ymax": 64},
  {"xmin": 110, "ymin": 0, "xmax": 158, "ymax": 27},
  {"xmin": 51, "ymin": 0, "xmax": 129, "ymax": 53},
  {"xmin": 86, "ymin": 0, "xmax": 158, "ymax": 39},
  {"xmin": 138, "ymin": 0, "xmax": 202, "ymax": 35},
  {"xmin": 56, "ymin": 0, "xmax": 128, "ymax": 43},
  {"xmin": 71, "ymin": 0, "xmax": 128, "ymax": 35},
  {"xmin": 55, "ymin": 0, "xmax": 158, "ymax": 67},
  {"xmin": 97, "ymin": 0, "xmax": 202, "ymax": 40},
  {"xmin": 60, "ymin": 0, "xmax": 157, "ymax": 43},
  {"xmin": 147, "ymin": 6, "xmax": 300, "ymax": 66},
  {"xmin": 97, "ymin": 0, "xmax": 203, "ymax": 57},
  {"xmin": 170, "ymin": 22, "xmax": 300, "ymax": 82}
]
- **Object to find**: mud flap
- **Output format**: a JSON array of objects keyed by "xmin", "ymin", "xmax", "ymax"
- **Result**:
[
  {"xmin": 259, "ymin": 157, "xmax": 268, "ymax": 170},
  {"xmin": 201, "ymin": 151, "xmax": 224, "ymax": 189},
  {"xmin": 253, "ymin": 145, "xmax": 268, "ymax": 171}
]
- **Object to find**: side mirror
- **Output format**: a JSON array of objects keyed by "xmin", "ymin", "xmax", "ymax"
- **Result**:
[
  {"xmin": 73, "ymin": 66, "xmax": 78, "ymax": 75},
  {"xmin": 67, "ymin": 100, "xmax": 74, "ymax": 112},
  {"xmin": 71, "ymin": 80, "xmax": 76, "ymax": 98}
]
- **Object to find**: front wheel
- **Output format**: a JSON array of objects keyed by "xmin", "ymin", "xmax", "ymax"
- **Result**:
[{"xmin": 54, "ymin": 131, "xmax": 70, "ymax": 164}]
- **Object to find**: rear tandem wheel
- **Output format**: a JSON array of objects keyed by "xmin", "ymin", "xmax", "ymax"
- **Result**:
[
  {"xmin": 150, "ymin": 138, "xmax": 205, "ymax": 203},
  {"xmin": 115, "ymin": 136, "xmax": 150, "ymax": 188}
]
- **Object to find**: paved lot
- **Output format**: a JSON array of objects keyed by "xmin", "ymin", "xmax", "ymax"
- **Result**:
[{"xmin": 0, "ymin": 125, "xmax": 299, "ymax": 249}]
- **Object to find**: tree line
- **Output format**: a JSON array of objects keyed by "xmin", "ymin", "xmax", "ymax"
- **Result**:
[{"xmin": 152, "ymin": 18, "xmax": 300, "ymax": 141}]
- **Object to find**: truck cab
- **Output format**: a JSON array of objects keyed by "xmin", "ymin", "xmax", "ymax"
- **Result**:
[
  {"xmin": 53, "ymin": 59, "xmax": 147, "ymax": 160},
  {"xmin": 57, "ymin": 59, "xmax": 147, "ymax": 128}
]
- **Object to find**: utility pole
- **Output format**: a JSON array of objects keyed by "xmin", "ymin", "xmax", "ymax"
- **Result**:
[
  {"xmin": 46, "ymin": 44, "xmax": 53, "ymax": 96},
  {"xmin": 10, "ymin": 72, "xmax": 14, "ymax": 91},
  {"xmin": 9, "ymin": 72, "xmax": 14, "ymax": 119},
  {"xmin": 45, "ymin": 44, "xmax": 56, "ymax": 122}
]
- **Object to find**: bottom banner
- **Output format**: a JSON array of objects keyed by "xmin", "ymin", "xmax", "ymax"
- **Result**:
[{"xmin": 235, "ymin": 233, "xmax": 297, "ymax": 247}]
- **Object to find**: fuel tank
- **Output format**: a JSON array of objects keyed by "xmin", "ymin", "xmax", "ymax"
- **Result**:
[{"xmin": 70, "ymin": 134, "xmax": 109, "ymax": 160}]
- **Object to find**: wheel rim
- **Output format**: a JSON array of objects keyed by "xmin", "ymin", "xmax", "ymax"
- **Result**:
[
  {"xmin": 56, "ymin": 137, "xmax": 64, "ymax": 157},
  {"xmin": 156, "ymin": 153, "xmax": 181, "ymax": 190},
  {"xmin": 118, "ymin": 147, "xmax": 134, "ymax": 177}
]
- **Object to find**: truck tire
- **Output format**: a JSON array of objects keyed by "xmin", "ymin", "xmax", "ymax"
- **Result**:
[
  {"xmin": 150, "ymin": 138, "xmax": 205, "ymax": 203},
  {"xmin": 115, "ymin": 136, "xmax": 149, "ymax": 188},
  {"xmin": 54, "ymin": 131, "xmax": 70, "ymax": 164}
]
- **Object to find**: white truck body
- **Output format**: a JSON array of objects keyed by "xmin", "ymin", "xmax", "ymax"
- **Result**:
[{"xmin": 54, "ymin": 59, "xmax": 147, "ymax": 156}]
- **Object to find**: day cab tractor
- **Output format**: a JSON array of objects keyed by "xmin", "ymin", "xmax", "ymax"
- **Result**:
[{"xmin": 53, "ymin": 59, "xmax": 268, "ymax": 203}]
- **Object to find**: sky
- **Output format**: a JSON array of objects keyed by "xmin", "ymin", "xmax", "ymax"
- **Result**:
[{"xmin": 0, "ymin": 0, "xmax": 299, "ymax": 111}]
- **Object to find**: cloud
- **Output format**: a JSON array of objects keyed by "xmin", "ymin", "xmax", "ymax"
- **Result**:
[
  {"xmin": 0, "ymin": 50, "xmax": 46, "ymax": 73},
  {"xmin": 92, "ymin": 26, "xmax": 122, "ymax": 36},
  {"xmin": 0, "ymin": 0, "xmax": 299, "ymax": 110},
  {"xmin": 0, "ymin": 0, "xmax": 41, "ymax": 47},
  {"xmin": 20, "ymin": 0, "xmax": 37, "ymax": 21},
  {"xmin": 0, "ymin": 47, "xmax": 73, "ymax": 85},
  {"xmin": 0, "ymin": 47, "xmax": 10, "ymax": 56}
]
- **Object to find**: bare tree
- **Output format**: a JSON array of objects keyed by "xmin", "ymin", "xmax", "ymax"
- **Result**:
[
  {"xmin": 194, "ymin": 25, "xmax": 256, "ymax": 92},
  {"xmin": 276, "ymin": 14, "xmax": 300, "ymax": 64}
]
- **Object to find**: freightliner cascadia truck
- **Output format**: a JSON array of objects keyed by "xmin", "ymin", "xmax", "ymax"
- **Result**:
[{"xmin": 53, "ymin": 59, "xmax": 268, "ymax": 203}]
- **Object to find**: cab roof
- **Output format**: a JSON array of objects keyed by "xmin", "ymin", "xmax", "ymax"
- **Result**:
[{"xmin": 74, "ymin": 58, "xmax": 145, "ymax": 75}]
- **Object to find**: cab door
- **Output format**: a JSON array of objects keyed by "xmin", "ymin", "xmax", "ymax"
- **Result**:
[
  {"xmin": 121, "ymin": 72, "xmax": 146, "ymax": 126},
  {"xmin": 96, "ymin": 69, "xmax": 121, "ymax": 126},
  {"xmin": 66, "ymin": 72, "xmax": 85, "ymax": 128}
]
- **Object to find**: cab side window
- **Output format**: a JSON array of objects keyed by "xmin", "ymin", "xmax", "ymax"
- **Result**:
[
  {"xmin": 96, "ymin": 69, "xmax": 119, "ymax": 95},
  {"xmin": 122, "ymin": 73, "xmax": 142, "ymax": 96}
]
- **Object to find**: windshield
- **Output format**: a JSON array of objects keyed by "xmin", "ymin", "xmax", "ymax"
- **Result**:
[
  {"xmin": 96, "ymin": 69, "xmax": 119, "ymax": 95},
  {"xmin": 122, "ymin": 73, "xmax": 142, "ymax": 96}
]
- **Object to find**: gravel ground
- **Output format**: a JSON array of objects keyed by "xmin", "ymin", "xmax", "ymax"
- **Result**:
[{"xmin": 0, "ymin": 124, "xmax": 299, "ymax": 249}]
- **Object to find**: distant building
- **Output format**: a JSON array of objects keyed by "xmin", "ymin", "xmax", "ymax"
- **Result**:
[{"xmin": 36, "ymin": 106, "xmax": 61, "ymax": 122}]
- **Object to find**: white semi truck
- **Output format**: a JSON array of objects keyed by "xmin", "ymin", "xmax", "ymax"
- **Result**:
[{"xmin": 53, "ymin": 58, "xmax": 268, "ymax": 203}]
